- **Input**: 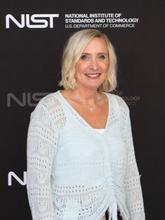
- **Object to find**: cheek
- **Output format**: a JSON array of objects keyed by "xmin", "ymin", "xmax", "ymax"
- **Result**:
[
  {"xmin": 75, "ymin": 62, "xmax": 87, "ymax": 74},
  {"xmin": 101, "ymin": 62, "xmax": 109, "ymax": 73},
  {"xmin": 75, "ymin": 64, "xmax": 84, "ymax": 80}
]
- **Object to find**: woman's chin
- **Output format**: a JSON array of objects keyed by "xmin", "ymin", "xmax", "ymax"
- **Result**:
[{"xmin": 78, "ymin": 83, "xmax": 102, "ymax": 91}]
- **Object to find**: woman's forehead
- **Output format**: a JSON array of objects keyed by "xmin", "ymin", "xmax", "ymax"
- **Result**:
[{"xmin": 82, "ymin": 37, "xmax": 108, "ymax": 53}]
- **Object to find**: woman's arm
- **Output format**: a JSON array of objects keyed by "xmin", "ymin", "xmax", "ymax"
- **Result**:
[
  {"xmin": 26, "ymin": 103, "xmax": 57, "ymax": 220},
  {"xmin": 123, "ymin": 107, "xmax": 145, "ymax": 220}
]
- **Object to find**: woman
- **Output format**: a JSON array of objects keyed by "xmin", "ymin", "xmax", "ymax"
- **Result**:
[{"xmin": 26, "ymin": 29, "xmax": 145, "ymax": 220}]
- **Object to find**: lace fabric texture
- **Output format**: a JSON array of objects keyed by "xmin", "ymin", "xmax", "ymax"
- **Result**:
[{"xmin": 26, "ymin": 91, "xmax": 145, "ymax": 220}]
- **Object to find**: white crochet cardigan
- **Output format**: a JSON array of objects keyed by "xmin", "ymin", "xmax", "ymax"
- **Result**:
[{"xmin": 26, "ymin": 90, "xmax": 145, "ymax": 220}]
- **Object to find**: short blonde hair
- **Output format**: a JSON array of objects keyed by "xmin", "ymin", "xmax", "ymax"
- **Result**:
[{"xmin": 59, "ymin": 29, "xmax": 117, "ymax": 92}]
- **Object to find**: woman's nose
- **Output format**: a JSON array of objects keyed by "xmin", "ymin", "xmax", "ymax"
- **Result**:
[{"xmin": 90, "ymin": 58, "xmax": 99, "ymax": 70}]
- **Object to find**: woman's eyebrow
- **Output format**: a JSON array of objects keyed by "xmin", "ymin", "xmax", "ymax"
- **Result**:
[{"xmin": 81, "ymin": 52, "xmax": 108, "ymax": 54}]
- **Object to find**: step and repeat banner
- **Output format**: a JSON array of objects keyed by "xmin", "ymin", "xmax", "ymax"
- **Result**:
[{"xmin": 0, "ymin": 0, "xmax": 164, "ymax": 219}]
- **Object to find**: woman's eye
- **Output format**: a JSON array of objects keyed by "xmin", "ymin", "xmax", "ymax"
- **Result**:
[
  {"xmin": 80, "ymin": 54, "xmax": 107, "ymax": 61},
  {"xmin": 80, "ymin": 54, "xmax": 89, "ymax": 60},
  {"xmin": 98, "ymin": 54, "xmax": 106, "ymax": 60}
]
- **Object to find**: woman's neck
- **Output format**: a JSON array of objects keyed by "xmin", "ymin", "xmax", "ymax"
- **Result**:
[{"xmin": 66, "ymin": 88, "xmax": 102, "ymax": 105}]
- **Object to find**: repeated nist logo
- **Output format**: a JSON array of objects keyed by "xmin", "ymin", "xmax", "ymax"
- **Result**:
[
  {"xmin": 5, "ymin": 14, "xmax": 59, "ymax": 29},
  {"xmin": 6, "ymin": 92, "xmax": 49, "ymax": 107},
  {"xmin": 8, "ymin": 171, "xmax": 27, "ymax": 186}
]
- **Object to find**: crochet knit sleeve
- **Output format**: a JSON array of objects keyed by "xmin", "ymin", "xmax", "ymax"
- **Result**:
[
  {"xmin": 123, "ymin": 103, "xmax": 146, "ymax": 220},
  {"xmin": 26, "ymin": 101, "xmax": 58, "ymax": 220}
]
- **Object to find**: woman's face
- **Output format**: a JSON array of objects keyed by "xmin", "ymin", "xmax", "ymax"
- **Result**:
[{"xmin": 75, "ymin": 37, "xmax": 109, "ymax": 91}]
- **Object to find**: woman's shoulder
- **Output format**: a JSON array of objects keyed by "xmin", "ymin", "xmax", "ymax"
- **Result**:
[
  {"xmin": 32, "ymin": 90, "xmax": 65, "ymax": 117},
  {"xmin": 30, "ymin": 90, "xmax": 66, "ymax": 128},
  {"xmin": 106, "ymin": 92, "xmax": 129, "ymax": 113},
  {"xmin": 36, "ymin": 90, "xmax": 61, "ymax": 109}
]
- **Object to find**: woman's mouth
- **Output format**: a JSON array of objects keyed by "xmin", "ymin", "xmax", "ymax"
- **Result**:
[{"xmin": 84, "ymin": 73, "xmax": 101, "ymax": 79}]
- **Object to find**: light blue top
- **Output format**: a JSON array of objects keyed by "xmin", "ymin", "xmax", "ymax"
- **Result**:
[{"xmin": 26, "ymin": 90, "xmax": 145, "ymax": 220}]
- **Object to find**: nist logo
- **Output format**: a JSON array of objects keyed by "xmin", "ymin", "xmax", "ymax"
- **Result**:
[
  {"xmin": 5, "ymin": 14, "xmax": 59, "ymax": 29},
  {"xmin": 8, "ymin": 171, "xmax": 27, "ymax": 186},
  {"xmin": 7, "ymin": 92, "xmax": 49, "ymax": 107}
]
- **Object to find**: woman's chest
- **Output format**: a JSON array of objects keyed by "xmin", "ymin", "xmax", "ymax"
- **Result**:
[
  {"xmin": 69, "ymin": 103, "xmax": 109, "ymax": 129},
  {"xmin": 56, "ymin": 122, "xmax": 127, "ymax": 163},
  {"xmin": 63, "ymin": 94, "xmax": 109, "ymax": 129}
]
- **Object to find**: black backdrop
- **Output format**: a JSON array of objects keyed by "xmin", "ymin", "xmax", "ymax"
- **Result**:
[{"xmin": 0, "ymin": 0, "xmax": 164, "ymax": 219}]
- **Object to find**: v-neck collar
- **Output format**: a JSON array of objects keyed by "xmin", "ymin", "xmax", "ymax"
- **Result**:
[{"xmin": 57, "ymin": 90, "xmax": 112, "ymax": 131}]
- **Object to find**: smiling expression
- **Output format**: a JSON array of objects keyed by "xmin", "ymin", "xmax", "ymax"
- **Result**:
[{"xmin": 75, "ymin": 37, "xmax": 109, "ymax": 91}]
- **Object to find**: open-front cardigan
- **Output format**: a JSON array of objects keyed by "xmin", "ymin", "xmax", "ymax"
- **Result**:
[{"xmin": 26, "ymin": 90, "xmax": 145, "ymax": 220}]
